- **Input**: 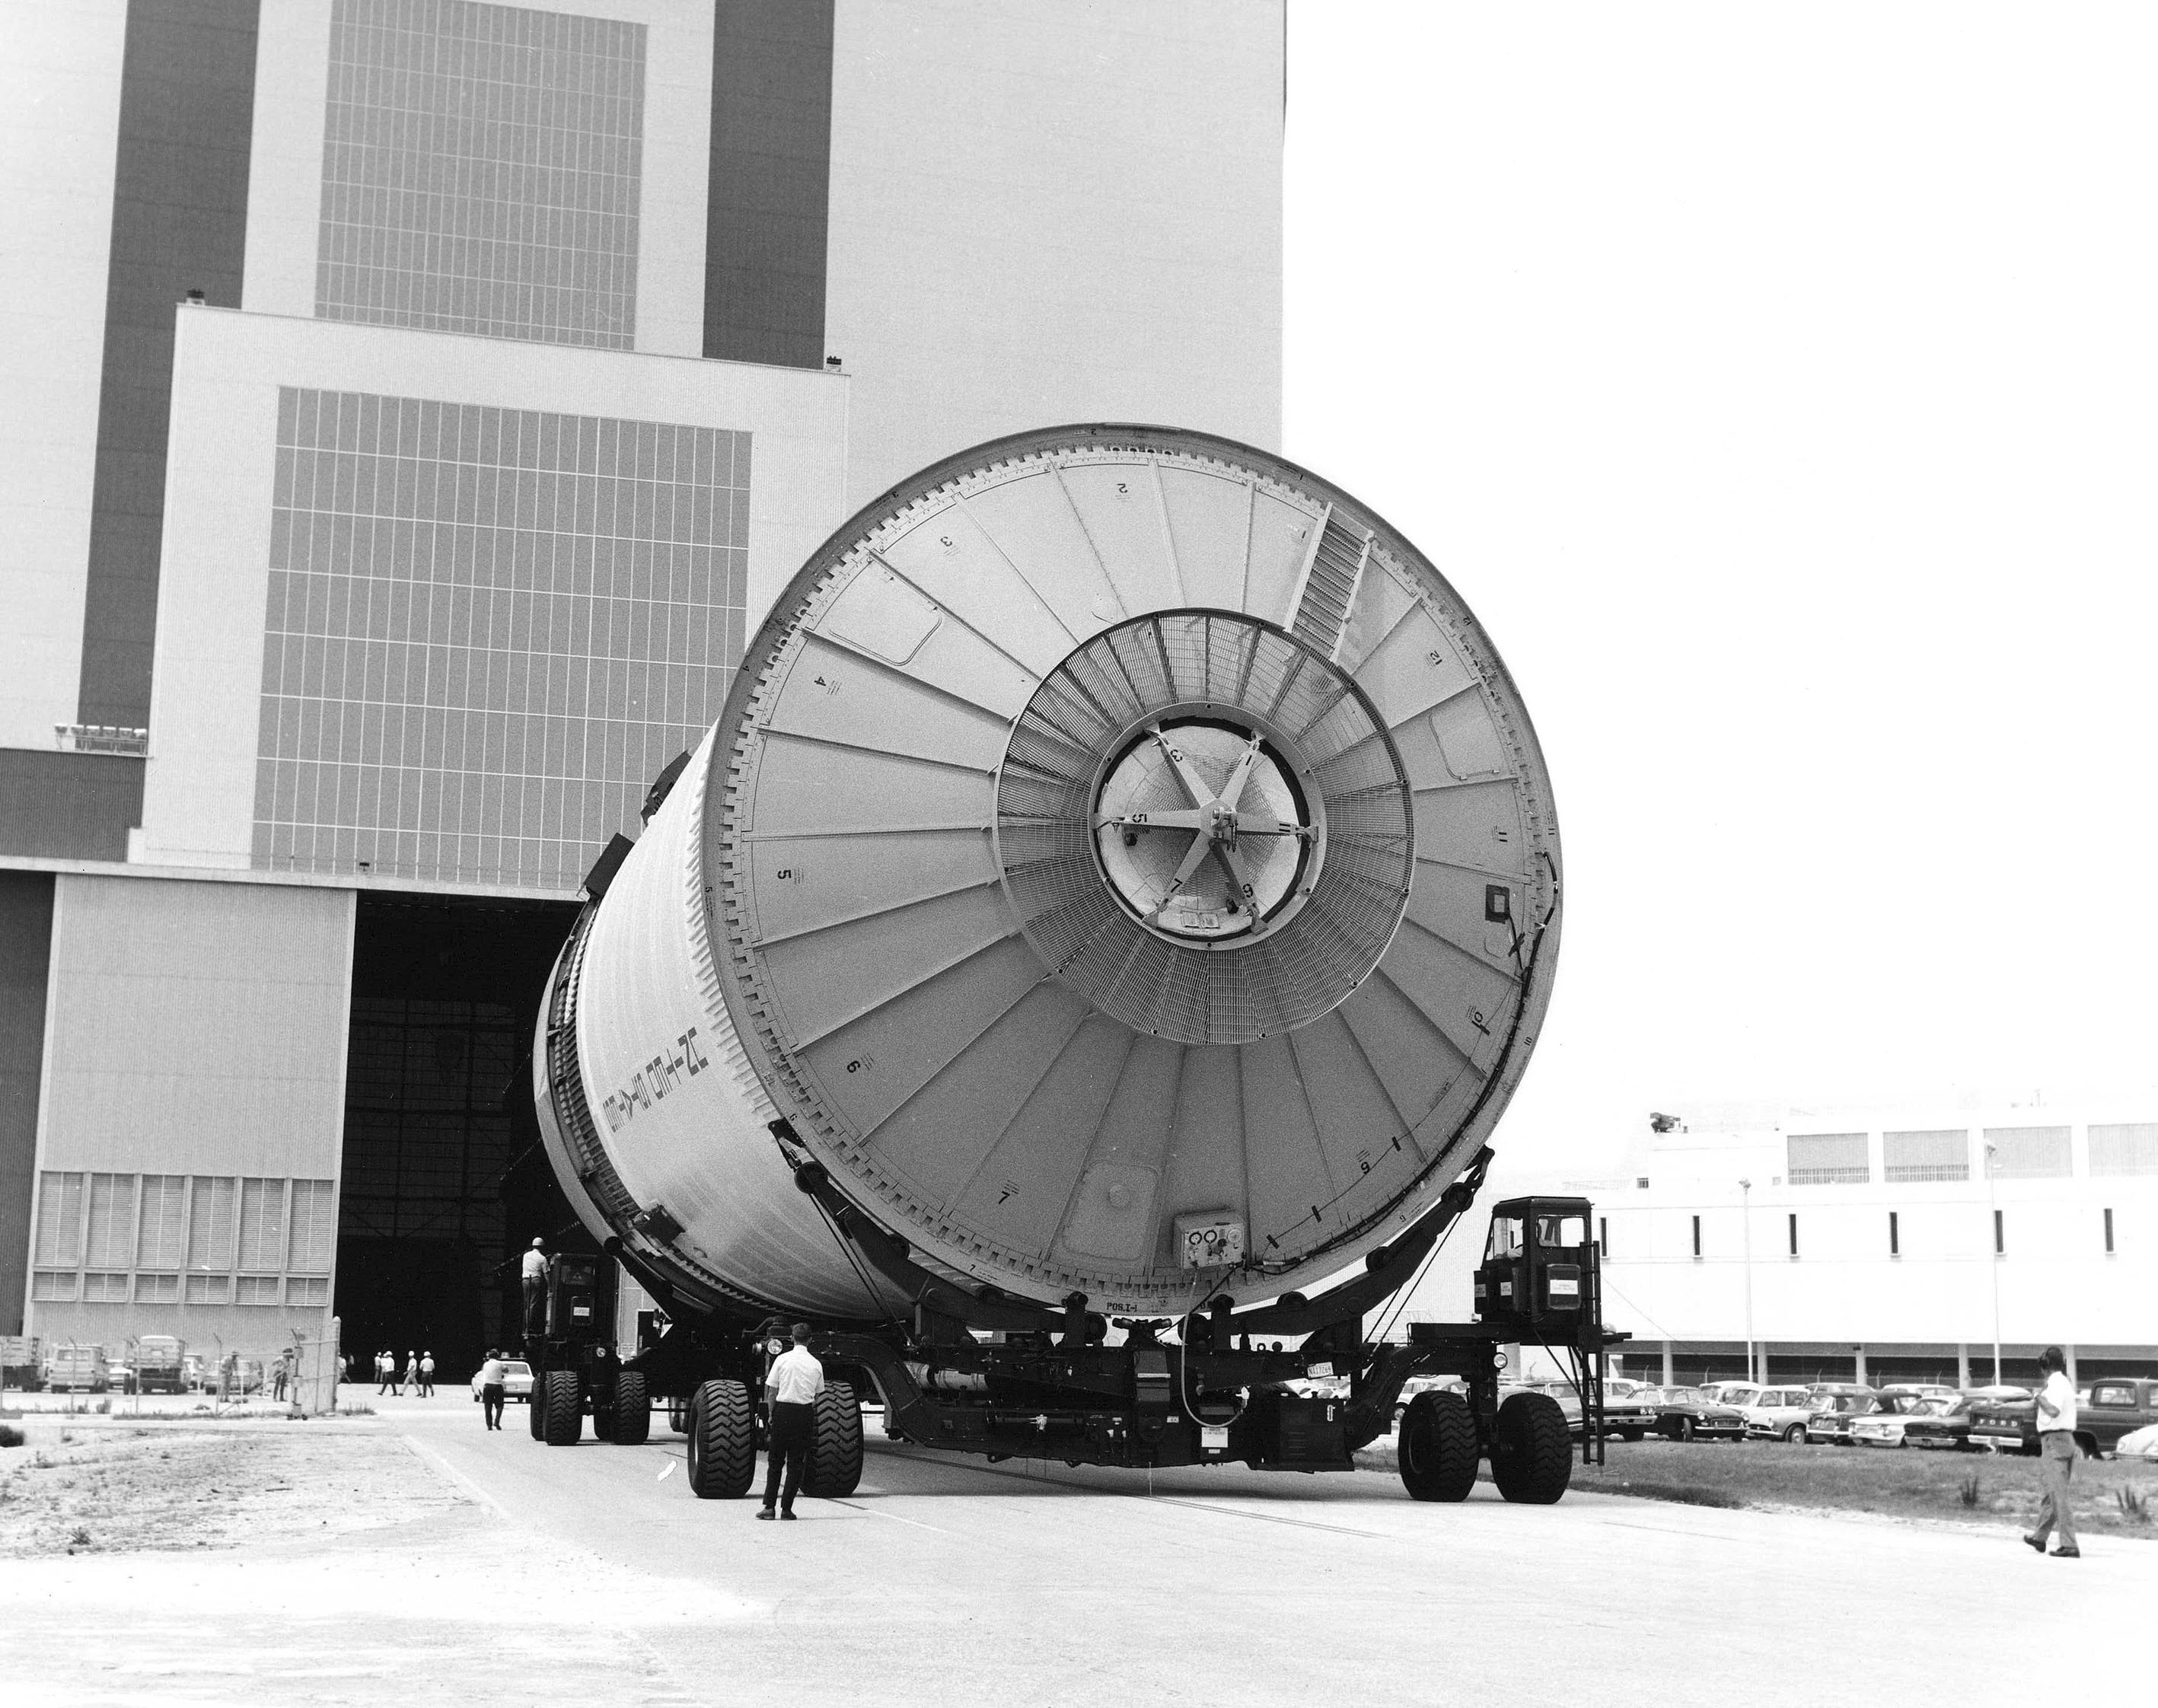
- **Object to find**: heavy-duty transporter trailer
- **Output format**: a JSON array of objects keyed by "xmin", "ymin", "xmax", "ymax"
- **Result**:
[{"xmin": 522, "ymin": 1152, "xmax": 1625, "ymax": 1506}]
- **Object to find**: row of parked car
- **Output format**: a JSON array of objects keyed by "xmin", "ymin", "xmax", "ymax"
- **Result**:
[
  {"xmin": 1388, "ymin": 1373, "xmax": 2158, "ymax": 1459},
  {"xmin": 1548, "ymin": 1375, "xmax": 2158, "ymax": 1458}
]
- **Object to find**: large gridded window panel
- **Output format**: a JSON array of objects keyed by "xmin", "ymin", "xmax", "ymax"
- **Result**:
[
  {"xmin": 288, "ymin": 1180, "xmax": 338, "ymax": 1273},
  {"xmin": 237, "ymin": 1178, "xmax": 288, "ymax": 1271},
  {"xmin": 1787, "ymin": 1133, "xmax": 1868, "ymax": 1185},
  {"xmin": 85, "ymin": 1173, "xmax": 139, "ymax": 1268},
  {"xmin": 135, "ymin": 1273, "xmax": 181, "ymax": 1304},
  {"xmin": 32, "ymin": 1272, "xmax": 79, "ymax": 1302},
  {"xmin": 138, "ymin": 1176, "xmax": 188, "ymax": 1268},
  {"xmin": 33, "ymin": 1172, "xmax": 85, "ymax": 1268},
  {"xmin": 254, "ymin": 389, "xmax": 751, "ymax": 890},
  {"xmin": 319, "ymin": 0, "xmax": 645, "ymax": 347},
  {"xmin": 1883, "ymin": 1129, "xmax": 1969, "ymax": 1184},
  {"xmin": 1984, "ymin": 1126, "xmax": 2072, "ymax": 1180},
  {"xmin": 188, "ymin": 1176, "xmax": 240, "ymax": 1270},
  {"xmin": 2089, "ymin": 1123, "xmax": 2158, "ymax": 1176},
  {"xmin": 84, "ymin": 1273, "xmax": 131, "ymax": 1302}
]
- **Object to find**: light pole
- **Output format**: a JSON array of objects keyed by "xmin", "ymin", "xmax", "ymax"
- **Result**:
[
  {"xmin": 1985, "ymin": 1141, "xmax": 2002, "ymax": 1385},
  {"xmin": 1739, "ymin": 1178, "xmax": 1755, "ymax": 1384}
]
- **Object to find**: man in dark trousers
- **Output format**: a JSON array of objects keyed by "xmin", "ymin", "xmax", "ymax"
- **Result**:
[
  {"xmin": 477, "ymin": 1349, "xmax": 507, "ymax": 1430},
  {"xmin": 521, "ymin": 1238, "xmax": 550, "ymax": 1337},
  {"xmin": 758, "ymin": 1323, "xmax": 824, "ymax": 1521}
]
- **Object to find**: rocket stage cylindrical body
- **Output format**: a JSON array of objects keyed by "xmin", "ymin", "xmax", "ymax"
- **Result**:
[{"xmin": 535, "ymin": 425, "xmax": 1562, "ymax": 1322}]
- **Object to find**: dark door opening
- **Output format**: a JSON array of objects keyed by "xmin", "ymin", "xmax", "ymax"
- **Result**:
[{"xmin": 335, "ymin": 893, "xmax": 582, "ymax": 1385}]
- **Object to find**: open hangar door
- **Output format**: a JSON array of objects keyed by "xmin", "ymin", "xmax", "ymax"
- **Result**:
[{"xmin": 334, "ymin": 893, "xmax": 584, "ymax": 1381}]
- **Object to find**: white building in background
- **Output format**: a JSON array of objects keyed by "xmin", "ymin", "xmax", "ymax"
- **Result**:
[
  {"xmin": 0, "ymin": 0, "xmax": 1283, "ymax": 1370},
  {"xmin": 1587, "ymin": 1104, "xmax": 2157, "ymax": 1387}
]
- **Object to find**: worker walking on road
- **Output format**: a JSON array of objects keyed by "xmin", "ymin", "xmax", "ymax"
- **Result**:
[
  {"xmin": 521, "ymin": 1238, "xmax": 550, "ymax": 1337},
  {"xmin": 401, "ymin": 1350, "xmax": 418, "ymax": 1395},
  {"xmin": 478, "ymin": 1348, "xmax": 507, "ymax": 1430},
  {"xmin": 376, "ymin": 1350, "xmax": 394, "ymax": 1394},
  {"xmin": 419, "ymin": 1350, "xmax": 435, "ymax": 1397},
  {"xmin": 758, "ymin": 1322, "xmax": 823, "ymax": 1521},
  {"xmin": 2024, "ymin": 1345, "xmax": 2082, "ymax": 1557}
]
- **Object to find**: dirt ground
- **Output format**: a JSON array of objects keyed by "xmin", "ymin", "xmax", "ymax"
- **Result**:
[{"xmin": 0, "ymin": 1415, "xmax": 454, "ymax": 1557}]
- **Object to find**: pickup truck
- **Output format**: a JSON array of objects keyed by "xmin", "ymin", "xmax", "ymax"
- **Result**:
[
  {"xmin": 135, "ymin": 1335, "xmax": 187, "ymax": 1394},
  {"xmin": 1969, "ymin": 1377, "xmax": 2158, "ymax": 1458}
]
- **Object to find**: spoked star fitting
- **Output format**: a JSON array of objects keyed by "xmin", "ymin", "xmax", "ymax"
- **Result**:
[{"xmin": 1092, "ymin": 719, "xmax": 1318, "ymax": 942}]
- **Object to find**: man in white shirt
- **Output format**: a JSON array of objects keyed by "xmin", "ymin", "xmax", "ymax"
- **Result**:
[
  {"xmin": 2023, "ymin": 1345, "xmax": 2080, "ymax": 1557},
  {"xmin": 759, "ymin": 1323, "xmax": 824, "ymax": 1521},
  {"xmin": 521, "ymin": 1238, "xmax": 550, "ymax": 1336},
  {"xmin": 477, "ymin": 1349, "xmax": 507, "ymax": 1430}
]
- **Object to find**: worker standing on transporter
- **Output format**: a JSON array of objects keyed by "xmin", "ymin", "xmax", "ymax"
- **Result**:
[
  {"xmin": 2024, "ymin": 1346, "xmax": 2082, "ymax": 1558},
  {"xmin": 477, "ymin": 1349, "xmax": 507, "ymax": 1430},
  {"xmin": 521, "ymin": 1238, "xmax": 550, "ymax": 1337},
  {"xmin": 758, "ymin": 1324, "xmax": 824, "ymax": 1521},
  {"xmin": 419, "ymin": 1350, "xmax": 435, "ymax": 1397}
]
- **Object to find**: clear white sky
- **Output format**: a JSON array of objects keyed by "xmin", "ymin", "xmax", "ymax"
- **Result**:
[{"xmin": 1282, "ymin": 5, "xmax": 2158, "ymax": 1176}]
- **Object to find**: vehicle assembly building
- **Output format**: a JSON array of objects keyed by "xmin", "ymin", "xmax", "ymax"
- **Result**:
[{"xmin": 0, "ymin": 0, "xmax": 1284, "ymax": 1371}]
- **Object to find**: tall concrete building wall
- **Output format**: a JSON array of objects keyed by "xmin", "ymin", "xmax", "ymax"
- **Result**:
[{"xmin": 0, "ymin": 0, "xmax": 1286, "ymax": 1367}]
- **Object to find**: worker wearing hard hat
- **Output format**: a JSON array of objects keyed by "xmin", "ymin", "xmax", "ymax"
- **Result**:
[{"xmin": 521, "ymin": 1237, "xmax": 549, "ymax": 1335}]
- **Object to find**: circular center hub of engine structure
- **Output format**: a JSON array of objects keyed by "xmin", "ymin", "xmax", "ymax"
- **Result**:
[
  {"xmin": 1092, "ymin": 716, "xmax": 1317, "ymax": 942},
  {"xmin": 995, "ymin": 611, "xmax": 1414, "ymax": 1046}
]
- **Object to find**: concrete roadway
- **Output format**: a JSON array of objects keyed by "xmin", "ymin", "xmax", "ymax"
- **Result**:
[
  {"xmin": 2, "ymin": 1392, "xmax": 2141, "ymax": 1706},
  {"xmin": 397, "ymin": 1397, "xmax": 2142, "ymax": 1702}
]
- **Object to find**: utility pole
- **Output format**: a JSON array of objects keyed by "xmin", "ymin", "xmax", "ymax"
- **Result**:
[
  {"xmin": 1986, "ymin": 1141, "xmax": 2002, "ymax": 1385},
  {"xmin": 1739, "ymin": 1177, "xmax": 1755, "ymax": 1384}
]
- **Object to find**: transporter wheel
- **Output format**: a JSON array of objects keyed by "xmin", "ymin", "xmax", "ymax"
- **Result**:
[
  {"xmin": 1398, "ymin": 1391, "xmax": 1478, "ymax": 1502},
  {"xmin": 541, "ymin": 1369, "xmax": 583, "ymax": 1445},
  {"xmin": 1490, "ymin": 1392, "xmax": 1572, "ymax": 1505},
  {"xmin": 528, "ymin": 1381, "xmax": 546, "ymax": 1439},
  {"xmin": 802, "ymin": 1382, "xmax": 865, "ymax": 1499},
  {"xmin": 687, "ymin": 1378, "xmax": 755, "ymax": 1499},
  {"xmin": 668, "ymin": 1400, "xmax": 689, "ymax": 1436},
  {"xmin": 612, "ymin": 1372, "xmax": 651, "ymax": 1445}
]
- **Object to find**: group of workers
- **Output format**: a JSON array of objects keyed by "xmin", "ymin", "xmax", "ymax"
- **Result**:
[{"xmin": 374, "ymin": 1349, "xmax": 435, "ymax": 1395}]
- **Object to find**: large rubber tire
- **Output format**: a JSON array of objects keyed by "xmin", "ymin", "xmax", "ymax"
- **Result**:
[
  {"xmin": 1398, "ymin": 1390, "xmax": 1478, "ymax": 1502},
  {"xmin": 541, "ymin": 1368, "xmax": 582, "ymax": 1445},
  {"xmin": 687, "ymin": 1378, "xmax": 755, "ymax": 1499},
  {"xmin": 528, "ymin": 1381, "xmax": 546, "ymax": 1439},
  {"xmin": 612, "ymin": 1372, "xmax": 651, "ymax": 1445},
  {"xmin": 802, "ymin": 1381, "xmax": 865, "ymax": 1498},
  {"xmin": 1490, "ymin": 1391, "xmax": 1572, "ymax": 1504}
]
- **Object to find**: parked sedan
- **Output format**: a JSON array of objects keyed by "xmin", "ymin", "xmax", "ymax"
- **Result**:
[
  {"xmin": 1742, "ymin": 1386, "xmax": 1825, "ymax": 1442},
  {"xmin": 1807, "ymin": 1391, "xmax": 1884, "ymax": 1445},
  {"xmin": 1903, "ymin": 1395, "xmax": 1994, "ymax": 1451},
  {"xmin": 1850, "ymin": 1393, "xmax": 1953, "ymax": 1448},
  {"xmin": 1642, "ymin": 1385, "xmax": 1747, "ymax": 1442}
]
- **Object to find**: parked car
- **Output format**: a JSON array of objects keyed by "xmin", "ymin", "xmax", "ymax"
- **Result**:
[
  {"xmin": 1903, "ymin": 1395, "xmax": 1997, "ymax": 1451},
  {"xmin": 2113, "ymin": 1423, "xmax": 2158, "ymax": 1459},
  {"xmin": 1596, "ymin": 1383, "xmax": 1659, "ymax": 1442},
  {"xmin": 1742, "ymin": 1386, "xmax": 1824, "ymax": 1442},
  {"xmin": 1850, "ymin": 1392, "xmax": 1953, "ymax": 1448},
  {"xmin": 1968, "ymin": 1376, "xmax": 2158, "ymax": 1458},
  {"xmin": 1701, "ymin": 1381, "xmax": 1764, "ymax": 1409},
  {"xmin": 1806, "ymin": 1391, "xmax": 1885, "ymax": 1445},
  {"xmin": 470, "ymin": 1358, "xmax": 535, "ymax": 1404},
  {"xmin": 1641, "ymin": 1385, "xmax": 1747, "ymax": 1442}
]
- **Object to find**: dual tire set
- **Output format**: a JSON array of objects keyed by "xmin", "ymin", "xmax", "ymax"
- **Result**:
[
  {"xmin": 529, "ymin": 1369, "xmax": 653, "ymax": 1447},
  {"xmin": 1397, "ymin": 1389, "xmax": 1573, "ymax": 1505},
  {"xmin": 683, "ymin": 1379, "xmax": 865, "ymax": 1501}
]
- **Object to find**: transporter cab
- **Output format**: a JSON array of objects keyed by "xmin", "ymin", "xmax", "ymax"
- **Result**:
[{"xmin": 519, "ymin": 426, "xmax": 1605, "ymax": 1507}]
